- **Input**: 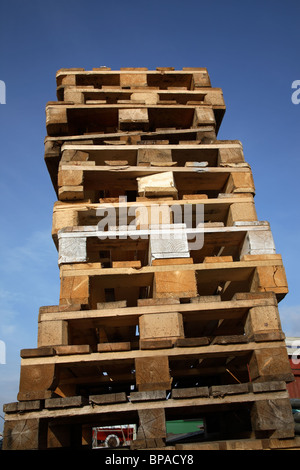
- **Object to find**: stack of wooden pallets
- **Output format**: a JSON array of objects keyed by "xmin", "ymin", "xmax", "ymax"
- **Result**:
[{"xmin": 3, "ymin": 67, "xmax": 300, "ymax": 451}]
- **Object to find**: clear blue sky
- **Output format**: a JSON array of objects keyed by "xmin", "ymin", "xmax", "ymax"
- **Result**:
[{"xmin": 0, "ymin": 0, "xmax": 300, "ymax": 430}]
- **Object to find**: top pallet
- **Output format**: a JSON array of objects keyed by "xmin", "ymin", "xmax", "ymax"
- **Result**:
[{"xmin": 56, "ymin": 67, "xmax": 212, "ymax": 91}]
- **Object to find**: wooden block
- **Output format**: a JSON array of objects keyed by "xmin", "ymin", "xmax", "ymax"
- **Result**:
[
  {"xmin": 61, "ymin": 149, "xmax": 90, "ymax": 163},
  {"xmin": 58, "ymin": 236, "xmax": 87, "ymax": 264},
  {"xmin": 245, "ymin": 305, "xmax": 283, "ymax": 341},
  {"xmin": 209, "ymin": 383, "xmax": 249, "ymax": 397},
  {"xmin": 63, "ymin": 88, "xmax": 84, "ymax": 103},
  {"xmin": 46, "ymin": 105, "xmax": 68, "ymax": 134},
  {"xmin": 191, "ymin": 70, "xmax": 211, "ymax": 88},
  {"xmin": 153, "ymin": 264, "xmax": 197, "ymax": 298},
  {"xmin": 58, "ymin": 169, "xmax": 83, "ymax": 187},
  {"xmin": 131, "ymin": 92, "xmax": 159, "ymax": 105},
  {"xmin": 240, "ymin": 229, "xmax": 276, "ymax": 257},
  {"xmin": 217, "ymin": 147, "xmax": 245, "ymax": 165},
  {"xmin": 137, "ymin": 408, "xmax": 166, "ymax": 439},
  {"xmin": 137, "ymin": 171, "xmax": 178, "ymax": 197},
  {"xmin": 59, "ymin": 275, "xmax": 89, "ymax": 307},
  {"xmin": 248, "ymin": 347, "xmax": 294, "ymax": 382},
  {"xmin": 139, "ymin": 339, "xmax": 173, "ymax": 349},
  {"xmin": 97, "ymin": 342, "xmax": 131, "ymax": 352},
  {"xmin": 38, "ymin": 320, "xmax": 68, "ymax": 347},
  {"xmin": 171, "ymin": 386, "xmax": 209, "ymax": 399},
  {"xmin": 89, "ymin": 392, "xmax": 127, "ymax": 405},
  {"xmin": 3, "ymin": 419, "xmax": 41, "ymax": 450},
  {"xmin": 119, "ymin": 108, "xmax": 149, "ymax": 131},
  {"xmin": 251, "ymin": 398, "xmax": 295, "ymax": 438},
  {"xmin": 255, "ymin": 265, "xmax": 288, "ymax": 294},
  {"xmin": 135, "ymin": 356, "xmax": 172, "ymax": 391},
  {"xmin": 137, "ymin": 148, "xmax": 172, "ymax": 166},
  {"xmin": 149, "ymin": 224, "xmax": 190, "ymax": 261},
  {"xmin": 193, "ymin": 107, "xmax": 215, "ymax": 126},
  {"xmin": 45, "ymin": 396, "xmax": 88, "ymax": 409},
  {"xmin": 55, "ymin": 345, "xmax": 91, "ymax": 355},
  {"xmin": 52, "ymin": 206, "xmax": 79, "ymax": 237},
  {"xmin": 120, "ymin": 73, "xmax": 147, "ymax": 88},
  {"xmin": 227, "ymin": 201, "xmax": 257, "ymax": 225},
  {"xmin": 225, "ymin": 172, "xmax": 255, "ymax": 194},
  {"xmin": 18, "ymin": 364, "xmax": 58, "ymax": 401},
  {"xmin": 130, "ymin": 390, "xmax": 166, "ymax": 402},
  {"xmin": 139, "ymin": 312, "xmax": 184, "ymax": 341}
]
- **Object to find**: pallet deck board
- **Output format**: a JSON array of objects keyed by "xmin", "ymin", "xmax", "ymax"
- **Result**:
[{"xmin": 4, "ymin": 389, "xmax": 290, "ymax": 422}]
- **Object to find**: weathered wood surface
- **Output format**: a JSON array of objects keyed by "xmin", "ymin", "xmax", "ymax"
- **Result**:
[
  {"xmin": 19, "ymin": 341, "xmax": 289, "ymax": 367},
  {"xmin": 4, "ymin": 389, "xmax": 291, "ymax": 422}
]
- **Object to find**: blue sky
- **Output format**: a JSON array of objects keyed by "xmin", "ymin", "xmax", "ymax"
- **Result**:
[{"xmin": 0, "ymin": 0, "xmax": 300, "ymax": 430}]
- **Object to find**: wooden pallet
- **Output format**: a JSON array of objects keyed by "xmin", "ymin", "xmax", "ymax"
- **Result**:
[
  {"xmin": 45, "ymin": 141, "xmax": 245, "ymax": 194},
  {"xmin": 3, "ymin": 382, "xmax": 297, "ymax": 450},
  {"xmin": 2, "ymin": 67, "xmax": 294, "ymax": 451},
  {"xmin": 45, "ymin": 102, "xmax": 217, "ymax": 137},
  {"xmin": 55, "ymin": 67, "xmax": 212, "ymax": 91}
]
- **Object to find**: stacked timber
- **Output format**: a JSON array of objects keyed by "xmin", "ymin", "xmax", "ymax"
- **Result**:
[{"xmin": 3, "ymin": 67, "xmax": 299, "ymax": 451}]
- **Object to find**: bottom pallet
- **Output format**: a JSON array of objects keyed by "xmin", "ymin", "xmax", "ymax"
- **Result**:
[{"xmin": 2, "ymin": 383, "xmax": 299, "ymax": 450}]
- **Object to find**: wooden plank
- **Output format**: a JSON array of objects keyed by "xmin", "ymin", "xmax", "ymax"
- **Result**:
[
  {"xmin": 139, "ymin": 339, "xmax": 173, "ymax": 349},
  {"xmin": 4, "ymin": 401, "xmax": 42, "ymax": 413},
  {"xmin": 89, "ymin": 392, "xmax": 127, "ymax": 405},
  {"xmin": 4, "ymin": 390, "xmax": 291, "ymax": 423},
  {"xmin": 45, "ymin": 396, "xmax": 88, "ymax": 409},
  {"xmin": 97, "ymin": 342, "xmax": 131, "ymax": 352},
  {"xmin": 171, "ymin": 386, "xmax": 209, "ymax": 399},
  {"xmin": 39, "ymin": 296, "xmax": 276, "ymax": 323},
  {"xmin": 55, "ymin": 345, "xmax": 92, "ymax": 355},
  {"xmin": 175, "ymin": 337, "xmax": 210, "ymax": 347},
  {"xmin": 251, "ymin": 398, "xmax": 295, "ymax": 438},
  {"xmin": 19, "ymin": 341, "xmax": 288, "ymax": 368},
  {"xmin": 130, "ymin": 390, "xmax": 166, "ymax": 402},
  {"xmin": 209, "ymin": 383, "xmax": 249, "ymax": 397}
]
